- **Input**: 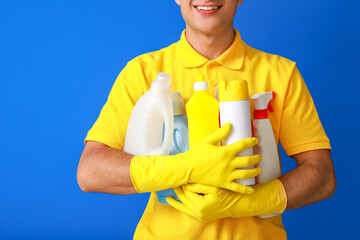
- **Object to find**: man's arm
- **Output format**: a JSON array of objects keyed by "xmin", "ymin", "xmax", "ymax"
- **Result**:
[
  {"xmin": 77, "ymin": 141, "xmax": 137, "ymax": 195},
  {"xmin": 77, "ymin": 124, "xmax": 262, "ymax": 196},
  {"xmin": 166, "ymin": 149, "xmax": 336, "ymax": 221},
  {"xmin": 279, "ymin": 149, "xmax": 336, "ymax": 210}
]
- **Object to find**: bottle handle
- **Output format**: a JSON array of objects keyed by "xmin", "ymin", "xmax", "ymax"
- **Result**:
[
  {"xmin": 158, "ymin": 102, "xmax": 174, "ymax": 155},
  {"xmin": 173, "ymin": 129, "xmax": 184, "ymax": 153},
  {"xmin": 174, "ymin": 123, "xmax": 189, "ymax": 153}
]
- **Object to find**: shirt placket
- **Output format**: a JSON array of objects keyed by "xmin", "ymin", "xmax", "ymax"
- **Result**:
[{"xmin": 204, "ymin": 61, "xmax": 219, "ymax": 97}]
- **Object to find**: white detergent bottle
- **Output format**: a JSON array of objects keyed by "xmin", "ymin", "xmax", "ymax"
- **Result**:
[
  {"xmin": 219, "ymin": 80, "xmax": 255, "ymax": 186},
  {"xmin": 157, "ymin": 92, "xmax": 189, "ymax": 205},
  {"xmin": 251, "ymin": 91, "xmax": 282, "ymax": 218},
  {"xmin": 123, "ymin": 72, "xmax": 174, "ymax": 156}
]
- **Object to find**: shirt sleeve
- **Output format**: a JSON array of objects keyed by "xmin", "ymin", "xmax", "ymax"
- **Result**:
[
  {"xmin": 85, "ymin": 60, "xmax": 150, "ymax": 150},
  {"xmin": 279, "ymin": 65, "xmax": 331, "ymax": 156}
]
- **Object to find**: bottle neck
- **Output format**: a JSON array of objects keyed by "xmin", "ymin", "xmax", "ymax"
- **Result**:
[{"xmin": 151, "ymin": 85, "xmax": 172, "ymax": 95}]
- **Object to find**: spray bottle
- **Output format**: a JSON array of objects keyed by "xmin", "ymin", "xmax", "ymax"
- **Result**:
[
  {"xmin": 186, "ymin": 75, "xmax": 219, "ymax": 149},
  {"xmin": 251, "ymin": 91, "xmax": 282, "ymax": 218},
  {"xmin": 123, "ymin": 72, "xmax": 174, "ymax": 156},
  {"xmin": 219, "ymin": 80, "xmax": 255, "ymax": 186},
  {"xmin": 157, "ymin": 92, "xmax": 189, "ymax": 205}
]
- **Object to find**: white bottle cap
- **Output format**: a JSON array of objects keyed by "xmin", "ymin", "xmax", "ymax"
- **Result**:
[
  {"xmin": 152, "ymin": 72, "xmax": 172, "ymax": 93},
  {"xmin": 194, "ymin": 81, "xmax": 208, "ymax": 91},
  {"xmin": 251, "ymin": 91, "xmax": 274, "ymax": 110}
]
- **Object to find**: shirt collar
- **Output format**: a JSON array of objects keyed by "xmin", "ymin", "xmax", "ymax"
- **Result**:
[{"xmin": 176, "ymin": 29, "xmax": 245, "ymax": 70}]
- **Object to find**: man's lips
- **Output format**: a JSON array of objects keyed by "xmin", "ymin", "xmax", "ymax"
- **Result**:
[{"xmin": 194, "ymin": 5, "xmax": 223, "ymax": 15}]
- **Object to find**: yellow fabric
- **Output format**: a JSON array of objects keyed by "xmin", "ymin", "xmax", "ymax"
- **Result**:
[
  {"xmin": 167, "ymin": 179, "xmax": 287, "ymax": 222},
  {"xmin": 130, "ymin": 123, "xmax": 261, "ymax": 194},
  {"xmin": 85, "ymin": 29, "xmax": 331, "ymax": 239}
]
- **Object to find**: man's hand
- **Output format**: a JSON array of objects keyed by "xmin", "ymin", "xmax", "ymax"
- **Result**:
[
  {"xmin": 130, "ymin": 123, "xmax": 262, "ymax": 194},
  {"xmin": 167, "ymin": 179, "xmax": 287, "ymax": 222}
]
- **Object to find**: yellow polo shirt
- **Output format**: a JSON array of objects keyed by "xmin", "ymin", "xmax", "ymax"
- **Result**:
[{"xmin": 85, "ymin": 29, "xmax": 331, "ymax": 239}]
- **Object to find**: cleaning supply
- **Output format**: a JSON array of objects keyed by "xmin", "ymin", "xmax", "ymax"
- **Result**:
[
  {"xmin": 251, "ymin": 91, "xmax": 282, "ymax": 218},
  {"xmin": 219, "ymin": 80, "xmax": 255, "ymax": 186},
  {"xmin": 130, "ymin": 123, "xmax": 260, "ymax": 194},
  {"xmin": 186, "ymin": 75, "xmax": 220, "ymax": 148},
  {"xmin": 123, "ymin": 72, "xmax": 174, "ymax": 156},
  {"xmin": 169, "ymin": 92, "xmax": 189, "ymax": 155},
  {"xmin": 157, "ymin": 92, "xmax": 189, "ymax": 205},
  {"xmin": 167, "ymin": 178, "xmax": 287, "ymax": 222},
  {"xmin": 128, "ymin": 75, "xmax": 259, "ymax": 195}
]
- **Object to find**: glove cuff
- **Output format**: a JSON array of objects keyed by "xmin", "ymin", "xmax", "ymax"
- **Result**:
[
  {"xmin": 272, "ymin": 178, "xmax": 288, "ymax": 213},
  {"xmin": 229, "ymin": 179, "xmax": 288, "ymax": 218},
  {"xmin": 130, "ymin": 155, "xmax": 188, "ymax": 193},
  {"xmin": 129, "ymin": 156, "xmax": 142, "ymax": 193}
]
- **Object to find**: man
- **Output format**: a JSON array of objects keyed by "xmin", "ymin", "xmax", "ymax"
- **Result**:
[{"xmin": 77, "ymin": 0, "xmax": 336, "ymax": 239}]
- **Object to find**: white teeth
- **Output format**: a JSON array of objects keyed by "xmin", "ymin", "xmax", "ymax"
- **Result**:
[{"xmin": 196, "ymin": 6, "xmax": 219, "ymax": 10}]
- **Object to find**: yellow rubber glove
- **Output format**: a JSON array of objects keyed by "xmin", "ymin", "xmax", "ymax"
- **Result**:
[
  {"xmin": 130, "ymin": 123, "xmax": 262, "ymax": 194},
  {"xmin": 166, "ymin": 179, "xmax": 287, "ymax": 222}
]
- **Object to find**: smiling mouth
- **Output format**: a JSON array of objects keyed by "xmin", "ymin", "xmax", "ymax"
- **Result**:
[{"xmin": 195, "ymin": 6, "xmax": 222, "ymax": 11}]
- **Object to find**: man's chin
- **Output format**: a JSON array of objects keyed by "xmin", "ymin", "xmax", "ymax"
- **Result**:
[{"xmin": 187, "ymin": 24, "xmax": 226, "ymax": 36}]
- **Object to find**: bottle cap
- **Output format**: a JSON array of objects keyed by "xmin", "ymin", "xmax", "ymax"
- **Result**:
[
  {"xmin": 194, "ymin": 75, "xmax": 208, "ymax": 91},
  {"xmin": 219, "ymin": 80, "xmax": 249, "ymax": 102},
  {"xmin": 251, "ymin": 91, "xmax": 274, "ymax": 110},
  {"xmin": 152, "ymin": 72, "xmax": 172, "ymax": 93},
  {"xmin": 172, "ymin": 92, "xmax": 186, "ymax": 116}
]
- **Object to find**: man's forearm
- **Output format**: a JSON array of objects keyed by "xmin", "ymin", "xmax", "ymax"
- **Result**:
[
  {"xmin": 278, "ymin": 149, "xmax": 336, "ymax": 210},
  {"xmin": 77, "ymin": 141, "xmax": 137, "ymax": 195}
]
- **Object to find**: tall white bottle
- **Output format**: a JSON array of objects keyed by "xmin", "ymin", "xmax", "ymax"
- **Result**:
[
  {"xmin": 123, "ymin": 72, "xmax": 174, "ymax": 156},
  {"xmin": 219, "ymin": 80, "xmax": 255, "ymax": 186},
  {"xmin": 251, "ymin": 91, "xmax": 282, "ymax": 218}
]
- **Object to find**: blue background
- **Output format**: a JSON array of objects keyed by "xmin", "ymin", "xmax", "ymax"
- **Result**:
[{"xmin": 1, "ymin": 0, "xmax": 359, "ymax": 239}]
